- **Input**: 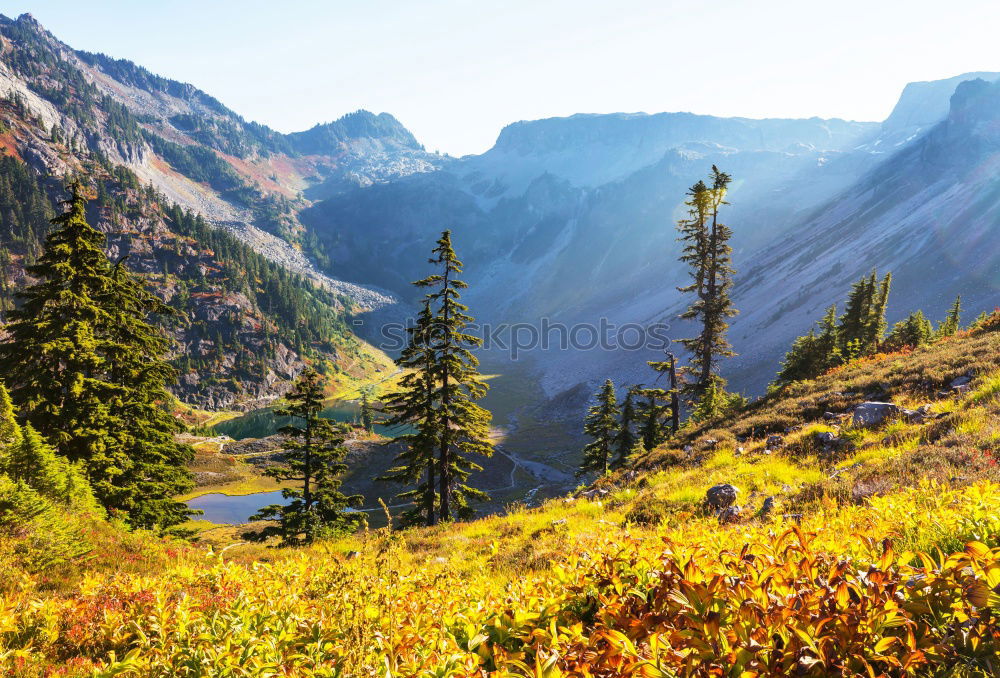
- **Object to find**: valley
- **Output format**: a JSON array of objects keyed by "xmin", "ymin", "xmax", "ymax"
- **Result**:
[{"xmin": 0, "ymin": 6, "xmax": 1000, "ymax": 676}]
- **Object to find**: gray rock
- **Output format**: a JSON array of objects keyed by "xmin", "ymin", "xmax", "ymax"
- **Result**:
[
  {"xmin": 815, "ymin": 431, "xmax": 839, "ymax": 453},
  {"xmin": 706, "ymin": 483, "xmax": 739, "ymax": 509},
  {"xmin": 851, "ymin": 402, "xmax": 900, "ymax": 428},
  {"xmin": 950, "ymin": 374, "xmax": 973, "ymax": 388},
  {"xmin": 952, "ymin": 383, "xmax": 971, "ymax": 395},
  {"xmin": 760, "ymin": 496, "xmax": 776, "ymax": 517},
  {"xmin": 766, "ymin": 434, "xmax": 784, "ymax": 449},
  {"xmin": 345, "ymin": 551, "xmax": 360, "ymax": 560},
  {"xmin": 718, "ymin": 505, "xmax": 742, "ymax": 525}
]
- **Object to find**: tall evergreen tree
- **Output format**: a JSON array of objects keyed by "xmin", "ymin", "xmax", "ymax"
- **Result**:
[
  {"xmin": 380, "ymin": 299, "xmax": 440, "ymax": 527},
  {"xmin": 384, "ymin": 232, "xmax": 493, "ymax": 524},
  {"xmin": 676, "ymin": 167, "xmax": 738, "ymax": 397},
  {"xmin": 248, "ymin": 368, "xmax": 363, "ymax": 545},
  {"xmin": 578, "ymin": 379, "xmax": 619, "ymax": 477},
  {"xmin": 0, "ymin": 183, "xmax": 192, "ymax": 528},
  {"xmin": 612, "ymin": 386, "xmax": 637, "ymax": 470},
  {"xmin": 422, "ymin": 231, "xmax": 493, "ymax": 522},
  {"xmin": 838, "ymin": 270, "xmax": 891, "ymax": 358},
  {"xmin": 938, "ymin": 295, "xmax": 962, "ymax": 337}
]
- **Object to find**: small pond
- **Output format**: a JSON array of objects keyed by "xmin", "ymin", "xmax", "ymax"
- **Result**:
[
  {"xmin": 187, "ymin": 490, "xmax": 373, "ymax": 525},
  {"xmin": 187, "ymin": 490, "xmax": 286, "ymax": 524},
  {"xmin": 212, "ymin": 400, "xmax": 411, "ymax": 440}
]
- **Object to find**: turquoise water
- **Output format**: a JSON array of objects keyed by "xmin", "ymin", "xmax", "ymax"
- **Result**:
[
  {"xmin": 187, "ymin": 490, "xmax": 287, "ymax": 524},
  {"xmin": 212, "ymin": 400, "xmax": 411, "ymax": 440},
  {"xmin": 187, "ymin": 490, "xmax": 375, "ymax": 526}
]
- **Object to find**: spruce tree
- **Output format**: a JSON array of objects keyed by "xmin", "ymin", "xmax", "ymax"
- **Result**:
[
  {"xmin": 0, "ymin": 183, "xmax": 192, "ymax": 528},
  {"xmin": 938, "ymin": 295, "xmax": 962, "ymax": 337},
  {"xmin": 838, "ymin": 270, "xmax": 891, "ymax": 357},
  {"xmin": 248, "ymin": 368, "xmax": 363, "ymax": 545},
  {"xmin": 578, "ymin": 379, "xmax": 619, "ymax": 477},
  {"xmin": 636, "ymin": 387, "xmax": 670, "ymax": 452},
  {"xmin": 676, "ymin": 167, "xmax": 738, "ymax": 397},
  {"xmin": 359, "ymin": 386, "xmax": 376, "ymax": 433},
  {"xmin": 383, "ymin": 233, "xmax": 493, "ymax": 524},
  {"xmin": 774, "ymin": 305, "xmax": 843, "ymax": 387},
  {"xmin": 422, "ymin": 231, "xmax": 493, "ymax": 522},
  {"xmin": 612, "ymin": 386, "xmax": 637, "ymax": 470},
  {"xmin": 884, "ymin": 310, "xmax": 934, "ymax": 351},
  {"xmin": 380, "ymin": 299, "xmax": 440, "ymax": 527}
]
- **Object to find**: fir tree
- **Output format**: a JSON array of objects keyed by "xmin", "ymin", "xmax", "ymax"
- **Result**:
[
  {"xmin": 676, "ymin": 167, "xmax": 738, "ymax": 397},
  {"xmin": 380, "ymin": 299, "xmax": 440, "ymax": 527},
  {"xmin": 938, "ymin": 295, "xmax": 962, "ymax": 337},
  {"xmin": 774, "ymin": 305, "xmax": 842, "ymax": 387},
  {"xmin": 612, "ymin": 386, "xmax": 637, "ymax": 470},
  {"xmin": 838, "ymin": 270, "xmax": 891, "ymax": 357},
  {"xmin": 359, "ymin": 386, "xmax": 376, "ymax": 433},
  {"xmin": 421, "ymin": 231, "xmax": 493, "ymax": 522},
  {"xmin": 0, "ymin": 183, "xmax": 192, "ymax": 528},
  {"xmin": 382, "ymin": 233, "xmax": 493, "ymax": 524},
  {"xmin": 636, "ymin": 387, "xmax": 670, "ymax": 452},
  {"xmin": 690, "ymin": 376, "xmax": 747, "ymax": 424},
  {"xmin": 578, "ymin": 379, "xmax": 619, "ymax": 477},
  {"xmin": 248, "ymin": 368, "xmax": 364, "ymax": 545},
  {"xmin": 884, "ymin": 310, "xmax": 934, "ymax": 351}
]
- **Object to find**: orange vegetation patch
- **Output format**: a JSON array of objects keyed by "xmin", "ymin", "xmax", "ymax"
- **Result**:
[
  {"xmin": 0, "ymin": 132, "xmax": 22, "ymax": 161},
  {"xmin": 216, "ymin": 150, "xmax": 298, "ymax": 198}
]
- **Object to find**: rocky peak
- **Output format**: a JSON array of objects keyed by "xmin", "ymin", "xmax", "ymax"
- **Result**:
[{"xmin": 289, "ymin": 110, "xmax": 423, "ymax": 155}]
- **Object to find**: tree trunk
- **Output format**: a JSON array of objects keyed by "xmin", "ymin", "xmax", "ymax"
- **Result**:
[
  {"xmin": 439, "ymin": 267, "xmax": 451, "ymax": 522},
  {"xmin": 669, "ymin": 353, "xmax": 680, "ymax": 434}
]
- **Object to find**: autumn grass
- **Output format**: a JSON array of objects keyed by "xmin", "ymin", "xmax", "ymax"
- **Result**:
[{"xmin": 4, "ymin": 318, "xmax": 1000, "ymax": 675}]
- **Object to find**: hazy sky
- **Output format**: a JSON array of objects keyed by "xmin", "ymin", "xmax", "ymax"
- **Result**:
[{"xmin": 6, "ymin": 1, "xmax": 1000, "ymax": 156}]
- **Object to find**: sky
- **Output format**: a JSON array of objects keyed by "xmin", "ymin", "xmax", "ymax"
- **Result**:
[{"xmin": 6, "ymin": 0, "xmax": 1000, "ymax": 157}]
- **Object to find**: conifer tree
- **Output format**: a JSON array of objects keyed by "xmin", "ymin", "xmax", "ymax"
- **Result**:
[
  {"xmin": 359, "ymin": 386, "xmax": 376, "ymax": 433},
  {"xmin": 380, "ymin": 299, "xmax": 440, "ymax": 527},
  {"xmin": 884, "ymin": 310, "xmax": 934, "ymax": 351},
  {"xmin": 676, "ymin": 167, "xmax": 738, "ymax": 397},
  {"xmin": 248, "ymin": 369, "xmax": 363, "ymax": 545},
  {"xmin": 383, "ymin": 233, "xmax": 493, "ymax": 524},
  {"xmin": 774, "ymin": 305, "xmax": 843, "ymax": 387},
  {"xmin": 648, "ymin": 352, "xmax": 681, "ymax": 435},
  {"xmin": 612, "ymin": 386, "xmax": 637, "ymax": 470},
  {"xmin": 636, "ymin": 387, "xmax": 670, "ymax": 452},
  {"xmin": 0, "ymin": 183, "xmax": 192, "ymax": 528},
  {"xmin": 689, "ymin": 376, "xmax": 746, "ymax": 423},
  {"xmin": 938, "ymin": 295, "xmax": 962, "ymax": 337},
  {"xmin": 838, "ymin": 270, "xmax": 891, "ymax": 357},
  {"xmin": 578, "ymin": 379, "xmax": 619, "ymax": 477},
  {"xmin": 422, "ymin": 231, "xmax": 493, "ymax": 521}
]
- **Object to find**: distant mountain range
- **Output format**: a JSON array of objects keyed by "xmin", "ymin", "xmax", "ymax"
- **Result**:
[{"xmin": 2, "ymin": 10, "xmax": 999, "ymax": 416}]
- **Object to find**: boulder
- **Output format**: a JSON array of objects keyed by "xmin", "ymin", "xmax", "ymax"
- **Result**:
[
  {"xmin": 950, "ymin": 374, "xmax": 973, "ymax": 388},
  {"xmin": 718, "ymin": 505, "xmax": 742, "ymax": 525},
  {"xmin": 851, "ymin": 402, "xmax": 900, "ymax": 428},
  {"xmin": 759, "ymin": 496, "xmax": 776, "ymax": 518},
  {"xmin": 815, "ymin": 431, "xmax": 839, "ymax": 453},
  {"xmin": 766, "ymin": 435, "xmax": 784, "ymax": 449},
  {"xmin": 706, "ymin": 483, "xmax": 739, "ymax": 509}
]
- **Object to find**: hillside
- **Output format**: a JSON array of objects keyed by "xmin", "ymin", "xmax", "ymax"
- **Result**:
[
  {"xmin": 0, "ymin": 13, "xmax": 404, "ymax": 409},
  {"xmin": 4, "ymin": 312, "xmax": 1000, "ymax": 676}
]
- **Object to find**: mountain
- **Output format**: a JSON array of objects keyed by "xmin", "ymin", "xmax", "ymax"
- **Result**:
[
  {"xmin": 0, "ymin": 13, "xmax": 419, "ymax": 409},
  {"xmin": 298, "ymin": 73, "xmax": 1000, "ymax": 410},
  {"xmin": 4, "ymin": 10, "xmax": 999, "ymax": 427}
]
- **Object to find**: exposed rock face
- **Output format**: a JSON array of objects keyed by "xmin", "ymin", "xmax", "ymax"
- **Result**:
[
  {"xmin": 851, "ymin": 402, "xmax": 901, "ymax": 428},
  {"xmin": 706, "ymin": 484, "xmax": 739, "ymax": 509}
]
